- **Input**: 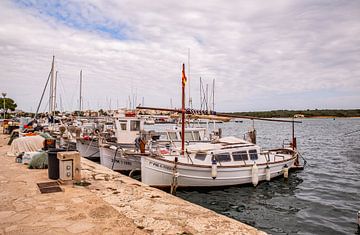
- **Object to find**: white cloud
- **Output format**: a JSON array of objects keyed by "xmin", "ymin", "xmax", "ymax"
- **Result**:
[{"xmin": 0, "ymin": 0, "xmax": 359, "ymax": 112}]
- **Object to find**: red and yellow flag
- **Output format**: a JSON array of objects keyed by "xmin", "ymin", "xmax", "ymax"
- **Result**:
[{"xmin": 182, "ymin": 63, "xmax": 187, "ymax": 87}]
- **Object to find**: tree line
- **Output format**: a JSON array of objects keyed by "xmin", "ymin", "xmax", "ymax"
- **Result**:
[{"xmin": 232, "ymin": 109, "xmax": 360, "ymax": 118}]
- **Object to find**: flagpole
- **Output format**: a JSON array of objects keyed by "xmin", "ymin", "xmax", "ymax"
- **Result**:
[{"xmin": 181, "ymin": 63, "xmax": 186, "ymax": 156}]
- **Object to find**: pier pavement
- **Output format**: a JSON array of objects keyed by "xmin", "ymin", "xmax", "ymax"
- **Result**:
[{"xmin": 0, "ymin": 131, "xmax": 265, "ymax": 235}]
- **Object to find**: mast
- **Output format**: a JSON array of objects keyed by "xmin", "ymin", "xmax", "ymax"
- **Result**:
[
  {"xmin": 199, "ymin": 77, "xmax": 202, "ymax": 110},
  {"xmin": 212, "ymin": 78, "xmax": 215, "ymax": 111},
  {"xmin": 54, "ymin": 71, "xmax": 58, "ymax": 112},
  {"xmin": 188, "ymin": 48, "xmax": 192, "ymax": 108},
  {"xmin": 79, "ymin": 70, "xmax": 82, "ymax": 111},
  {"xmin": 49, "ymin": 55, "xmax": 55, "ymax": 114},
  {"xmin": 181, "ymin": 63, "xmax": 187, "ymax": 156}
]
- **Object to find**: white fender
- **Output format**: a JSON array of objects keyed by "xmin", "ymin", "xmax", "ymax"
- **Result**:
[
  {"xmin": 283, "ymin": 164, "xmax": 289, "ymax": 179},
  {"xmin": 252, "ymin": 163, "xmax": 259, "ymax": 186},
  {"xmin": 211, "ymin": 159, "xmax": 217, "ymax": 179},
  {"xmin": 265, "ymin": 165, "xmax": 271, "ymax": 181}
]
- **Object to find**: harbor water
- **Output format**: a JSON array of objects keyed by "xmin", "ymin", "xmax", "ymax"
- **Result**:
[{"xmin": 147, "ymin": 118, "xmax": 360, "ymax": 235}]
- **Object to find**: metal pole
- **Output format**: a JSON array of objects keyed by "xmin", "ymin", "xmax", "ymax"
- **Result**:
[
  {"xmin": 79, "ymin": 70, "xmax": 82, "ymax": 112},
  {"xmin": 181, "ymin": 64, "xmax": 186, "ymax": 156},
  {"xmin": 2, "ymin": 93, "xmax": 6, "ymax": 119}
]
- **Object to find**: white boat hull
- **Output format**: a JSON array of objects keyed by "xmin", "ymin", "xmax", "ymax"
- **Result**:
[
  {"xmin": 99, "ymin": 146, "xmax": 141, "ymax": 171},
  {"xmin": 76, "ymin": 139, "xmax": 100, "ymax": 159},
  {"xmin": 141, "ymin": 156, "xmax": 296, "ymax": 187}
]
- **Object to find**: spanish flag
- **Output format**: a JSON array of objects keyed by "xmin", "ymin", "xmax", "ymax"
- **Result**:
[{"xmin": 182, "ymin": 63, "xmax": 187, "ymax": 87}]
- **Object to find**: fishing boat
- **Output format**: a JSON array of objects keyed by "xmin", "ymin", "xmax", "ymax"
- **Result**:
[
  {"xmin": 98, "ymin": 110, "xmax": 145, "ymax": 171},
  {"xmin": 138, "ymin": 63, "xmax": 303, "ymax": 188},
  {"xmin": 141, "ymin": 136, "xmax": 299, "ymax": 187}
]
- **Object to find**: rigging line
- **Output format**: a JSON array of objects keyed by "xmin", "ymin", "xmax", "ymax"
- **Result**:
[{"xmin": 35, "ymin": 69, "xmax": 52, "ymax": 119}]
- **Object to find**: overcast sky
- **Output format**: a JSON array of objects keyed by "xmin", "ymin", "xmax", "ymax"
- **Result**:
[{"xmin": 0, "ymin": 0, "xmax": 359, "ymax": 112}]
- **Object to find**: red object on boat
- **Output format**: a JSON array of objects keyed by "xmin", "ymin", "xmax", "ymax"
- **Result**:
[
  {"xmin": 83, "ymin": 135, "xmax": 90, "ymax": 140},
  {"xmin": 125, "ymin": 111, "xmax": 136, "ymax": 117}
]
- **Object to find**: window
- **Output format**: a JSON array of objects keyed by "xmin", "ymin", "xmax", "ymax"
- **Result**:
[
  {"xmin": 184, "ymin": 132, "xmax": 193, "ymax": 141},
  {"xmin": 215, "ymin": 153, "xmax": 231, "ymax": 162},
  {"xmin": 119, "ymin": 121, "xmax": 127, "ymax": 130},
  {"xmin": 130, "ymin": 120, "xmax": 140, "ymax": 131},
  {"xmin": 249, "ymin": 149, "xmax": 258, "ymax": 160},
  {"xmin": 195, "ymin": 153, "xmax": 207, "ymax": 161},
  {"xmin": 168, "ymin": 132, "xmax": 178, "ymax": 140},
  {"xmin": 232, "ymin": 151, "xmax": 248, "ymax": 161},
  {"xmin": 193, "ymin": 131, "xmax": 201, "ymax": 140}
]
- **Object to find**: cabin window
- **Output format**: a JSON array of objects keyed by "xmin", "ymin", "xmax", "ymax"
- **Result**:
[
  {"xmin": 130, "ymin": 120, "xmax": 140, "ymax": 131},
  {"xmin": 184, "ymin": 132, "xmax": 193, "ymax": 141},
  {"xmin": 249, "ymin": 149, "xmax": 258, "ymax": 160},
  {"xmin": 119, "ymin": 121, "xmax": 127, "ymax": 130},
  {"xmin": 215, "ymin": 153, "xmax": 231, "ymax": 162},
  {"xmin": 193, "ymin": 131, "xmax": 201, "ymax": 140},
  {"xmin": 232, "ymin": 151, "xmax": 248, "ymax": 161},
  {"xmin": 168, "ymin": 132, "xmax": 178, "ymax": 140},
  {"xmin": 195, "ymin": 153, "xmax": 207, "ymax": 161}
]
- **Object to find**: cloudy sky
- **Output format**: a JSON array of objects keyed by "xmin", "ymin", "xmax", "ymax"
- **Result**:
[{"xmin": 0, "ymin": 0, "xmax": 359, "ymax": 112}]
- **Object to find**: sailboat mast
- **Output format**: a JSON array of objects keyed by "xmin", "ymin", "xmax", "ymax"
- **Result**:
[
  {"xmin": 212, "ymin": 78, "xmax": 215, "ymax": 110},
  {"xmin": 49, "ymin": 55, "xmax": 55, "ymax": 114},
  {"xmin": 54, "ymin": 71, "xmax": 58, "ymax": 113},
  {"xmin": 188, "ymin": 48, "xmax": 192, "ymax": 108},
  {"xmin": 79, "ymin": 70, "xmax": 82, "ymax": 111}
]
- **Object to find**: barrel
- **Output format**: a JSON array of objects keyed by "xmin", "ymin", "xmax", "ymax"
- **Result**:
[{"xmin": 47, "ymin": 148, "xmax": 66, "ymax": 180}]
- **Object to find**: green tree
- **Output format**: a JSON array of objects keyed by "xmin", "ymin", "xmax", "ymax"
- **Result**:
[{"xmin": 0, "ymin": 97, "xmax": 17, "ymax": 112}]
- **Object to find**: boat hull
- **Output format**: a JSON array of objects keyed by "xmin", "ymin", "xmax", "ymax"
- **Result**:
[
  {"xmin": 76, "ymin": 139, "xmax": 100, "ymax": 160},
  {"xmin": 141, "ymin": 156, "xmax": 296, "ymax": 187},
  {"xmin": 99, "ymin": 146, "xmax": 141, "ymax": 171}
]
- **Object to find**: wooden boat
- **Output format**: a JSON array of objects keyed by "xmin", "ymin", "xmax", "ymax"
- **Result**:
[{"xmin": 141, "ymin": 136, "xmax": 299, "ymax": 187}]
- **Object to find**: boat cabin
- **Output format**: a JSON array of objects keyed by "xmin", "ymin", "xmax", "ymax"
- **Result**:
[{"xmin": 114, "ymin": 117, "xmax": 144, "ymax": 144}]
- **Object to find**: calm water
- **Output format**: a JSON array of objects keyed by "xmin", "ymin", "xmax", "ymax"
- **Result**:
[{"xmin": 147, "ymin": 118, "xmax": 360, "ymax": 234}]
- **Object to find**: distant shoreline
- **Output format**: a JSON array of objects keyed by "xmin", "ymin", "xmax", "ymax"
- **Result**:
[{"xmin": 232, "ymin": 109, "xmax": 360, "ymax": 119}]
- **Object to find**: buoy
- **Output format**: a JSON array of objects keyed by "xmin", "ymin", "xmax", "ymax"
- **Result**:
[
  {"xmin": 283, "ymin": 164, "xmax": 289, "ymax": 179},
  {"xmin": 265, "ymin": 165, "xmax": 271, "ymax": 181},
  {"xmin": 252, "ymin": 163, "xmax": 258, "ymax": 186},
  {"xmin": 211, "ymin": 158, "xmax": 217, "ymax": 179}
]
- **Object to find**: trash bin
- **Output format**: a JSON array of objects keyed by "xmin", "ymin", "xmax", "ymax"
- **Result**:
[{"xmin": 47, "ymin": 148, "xmax": 66, "ymax": 180}]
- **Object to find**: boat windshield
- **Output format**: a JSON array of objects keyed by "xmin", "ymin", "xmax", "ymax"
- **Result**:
[
  {"xmin": 194, "ymin": 152, "xmax": 207, "ymax": 161},
  {"xmin": 215, "ymin": 153, "xmax": 231, "ymax": 162},
  {"xmin": 249, "ymin": 149, "xmax": 258, "ymax": 160},
  {"xmin": 232, "ymin": 151, "xmax": 248, "ymax": 161}
]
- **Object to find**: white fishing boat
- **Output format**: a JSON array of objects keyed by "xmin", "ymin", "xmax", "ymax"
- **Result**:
[
  {"xmin": 138, "ymin": 63, "xmax": 303, "ymax": 188},
  {"xmin": 141, "ymin": 136, "xmax": 299, "ymax": 187},
  {"xmin": 99, "ymin": 110, "xmax": 145, "ymax": 171},
  {"xmin": 76, "ymin": 137, "xmax": 100, "ymax": 160},
  {"xmin": 99, "ymin": 145, "xmax": 142, "ymax": 171}
]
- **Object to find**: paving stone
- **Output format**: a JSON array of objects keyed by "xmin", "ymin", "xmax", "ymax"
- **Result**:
[
  {"xmin": 71, "ymin": 197, "xmax": 84, "ymax": 204},
  {"xmin": 55, "ymin": 205, "xmax": 67, "ymax": 211},
  {"xmin": 0, "ymin": 211, "xmax": 16, "ymax": 220},
  {"xmin": 66, "ymin": 221, "xmax": 95, "ymax": 233},
  {"xmin": 5, "ymin": 225, "xmax": 18, "ymax": 233}
]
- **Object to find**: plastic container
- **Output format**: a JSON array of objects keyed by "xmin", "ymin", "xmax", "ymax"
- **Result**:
[{"xmin": 47, "ymin": 148, "xmax": 66, "ymax": 180}]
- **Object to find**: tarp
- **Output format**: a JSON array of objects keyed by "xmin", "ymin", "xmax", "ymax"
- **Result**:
[{"xmin": 7, "ymin": 135, "xmax": 45, "ymax": 157}]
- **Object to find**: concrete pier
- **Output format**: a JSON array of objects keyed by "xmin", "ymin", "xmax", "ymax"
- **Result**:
[{"xmin": 0, "ymin": 132, "xmax": 265, "ymax": 234}]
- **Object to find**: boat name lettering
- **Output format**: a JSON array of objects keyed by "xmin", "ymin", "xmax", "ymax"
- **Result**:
[
  {"xmin": 111, "ymin": 159, "xmax": 132, "ymax": 165},
  {"xmin": 149, "ymin": 161, "xmax": 172, "ymax": 171}
]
